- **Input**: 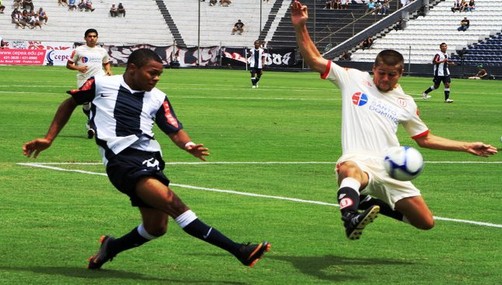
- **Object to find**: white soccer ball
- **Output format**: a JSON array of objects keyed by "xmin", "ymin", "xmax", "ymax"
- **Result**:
[{"xmin": 384, "ymin": 146, "xmax": 424, "ymax": 181}]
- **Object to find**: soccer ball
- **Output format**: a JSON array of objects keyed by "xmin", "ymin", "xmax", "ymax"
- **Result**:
[{"xmin": 384, "ymin": 146, "xmax": 424, "ymax": 181}]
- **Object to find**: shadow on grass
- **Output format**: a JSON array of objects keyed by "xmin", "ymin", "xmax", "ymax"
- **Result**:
[
  {"xmin": 270, "ymin": 254, "xmax": 416, "ymax": 282},
  {"xmin": 0, "ymin": 266, "xmax": 244, "ymax": 284}
]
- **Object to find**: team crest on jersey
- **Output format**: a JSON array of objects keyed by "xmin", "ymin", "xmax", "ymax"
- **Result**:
[
  {"xmin": 81, "ymin": 57, "xmax": 89, "ymax": 63},
  {"xmin": 397, "ymin": 98, "xmax": 407, "ymax": 107},
  {"xmin": 352, "ymin": 92, "xmax": 368, "ymax": 106}
]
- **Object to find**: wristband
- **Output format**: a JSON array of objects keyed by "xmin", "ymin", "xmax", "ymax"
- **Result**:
[{"xmin": 184, "ymin": 141, "xmax": 196, "ymax": 149}]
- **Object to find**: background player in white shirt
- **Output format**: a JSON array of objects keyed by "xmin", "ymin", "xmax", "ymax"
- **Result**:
[
  {"xmin": 291, "ymin": 0, "xmax": 497, "ymax": 240},
  {"xmin": 66, "ymin": 28, "xmax": 112, "ymax": 138},
  {"xmin": 421, "ymin": 43, "xmax": 454, "ymax": 103}
]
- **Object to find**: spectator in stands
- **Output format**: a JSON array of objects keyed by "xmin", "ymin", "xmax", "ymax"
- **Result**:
[
  {"xmin": 220, "ymin": 0, "xmax": 231, "ymax": 7},
  {"xmin": 459, "ymin": 0, "xmax": 468, "ymax": 12},
  {"xmin": 340, "ymin": 51, "xmax": 351, "ymax": 61},
  {"xmin": 231, "ymin": 19, "xmax": 244, "ymax": 35},
  {"xmin": 451, "ymin": 0, "xmax": 460, "ymax": 12},
  {"xmin": 324, "ymin": 0, "xmax": 333, "ymax": 10},
  {"xmin": 38, "ymin": 7, "xmax": 48, "ymax": 24},
  {"xmin": 109, "ymin": 3, "xmax": 118, "ymax": 17},
  {"xmin": 78, "ymin": 0, "xmax": 86, "ymax": 11},
  {"xmin": 13, "ymin": 0, "xmax": 22, "ymax": 9},
  {"xmin": 0, "ymin": 0, "xmax": 5, "ymax": 13},
  {"xmin": 341, "ymin": 0, "xmax": 349, "ymax": 9},
  {"xmin": 59, "ymin": 0, "xmax": 69, "ymax": 6},
  {"xmin": 457, "ymin": 17, "xmax": 469, "ymax": 31},
  {"xmin": 360, "ymin": 37, "xmax": 374, "ymax": 49},
  {"xmin": 380, "ymin": 0, "xmax": 390, "ymax": 15},
  {"xmin": 28, "ymin": 12, "xmax": 43, "ymax": 29},
  {"xmin": 22, "ymin": 0, "xmax": 34, "ymax": 12},
  {"xmin": 117, "ymin": 3, "xmax": 125, "ymax": 17},
  {"xmin": 85, "ymin": 0, "xmax": 95, "ymax": 12},
  {"xmin": 467, "ymin": 0, "xmax": 475, "ymax": 12},
  {"xmin": 68, "ymin": 0, "xmax": 77, "ymax": 11},
  {"xmin": 367, "ymin": 0, "xmax": 376, "ymax": 14},
  {"xmin": 209, "ymin": 0, "xmax": 217, "ymax": 6},
  {"xmin": 0, "ymin": 36, "xmax": 6, "ymax": 48},
  {"xmin": 468, "ymin": 65, "xmax": 489, "ymax": 80},
  {"xmin": 11, "ymin": 8, "xmax": 26, "ymax": 29}
]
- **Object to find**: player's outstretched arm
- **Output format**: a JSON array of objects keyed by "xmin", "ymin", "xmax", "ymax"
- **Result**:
[
  {"xmin": 415, "ymin": 133, "xmax": 497, "ymax": 157},
  {"xmin": 168, "ymin": 129, "xmax": 209, "ymax": 161},
  {"xmin": 22, "ymin": 97, "xmax": 78, "ymax": 158},
  {"xmin": 291, "ymin": 0, "xmax": 329, "ymax": 74}
]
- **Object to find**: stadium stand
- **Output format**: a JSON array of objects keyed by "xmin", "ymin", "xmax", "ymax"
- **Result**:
[
  {"xmin": 163, "ymin": 0, "xmax": 274, "ymax": 48},
  {"xmin": 266, "ymin": 0, "xmax": 391, "ymax": 50},
  {"xmin": 0, "ymin": 0, "xmax": 173, "ymax": 45},
  {"xmin": 350, "ymin": 0, "xmax": 502, "ymax": 64}
]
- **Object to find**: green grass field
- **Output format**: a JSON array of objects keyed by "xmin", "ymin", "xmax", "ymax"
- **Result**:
[{"xmin": 1, "ymin": 66, "xmax": 501, "ymax": 285}]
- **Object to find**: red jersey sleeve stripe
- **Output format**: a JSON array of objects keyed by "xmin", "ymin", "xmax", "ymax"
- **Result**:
[{"xmin": 162, "ymin": 100, "xmax": 179, "ymax": 129}]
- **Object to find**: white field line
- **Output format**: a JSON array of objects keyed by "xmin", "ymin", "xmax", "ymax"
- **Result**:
[{"xmin": 17, "ymin": 161, "xmax": 502, "ymax": 229}]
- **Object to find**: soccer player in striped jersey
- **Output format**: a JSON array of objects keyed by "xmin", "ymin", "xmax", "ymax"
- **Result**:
[
  {"xmin": 421, "ymin": 43, "xmax": 454, "ymax": 103},
  {"xmin": 291, "ymin": 0, "xmax": 497, "ymax": 240},
  {"xmin": 23, "ymin": 48, "xmax": 270, "ymax": 269},
  {"xmin": 249, "ymin": 40, "xmax": 265, "ymax": 88}
]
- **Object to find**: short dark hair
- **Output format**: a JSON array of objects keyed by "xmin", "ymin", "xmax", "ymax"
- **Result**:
[
  {"xmin": 85, "ymin": 28, "xmax": 98, "ymax": 37},
  {"xmin": 374, "ymin": 49, "xmax": 404, "ymax": 69},
  {"xmin": 127, "ymin": 48, "xmax": 163, "ymax": 68}
]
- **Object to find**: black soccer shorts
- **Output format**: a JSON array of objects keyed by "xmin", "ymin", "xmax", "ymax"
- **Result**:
[{"xmin": 106, "ymin": 148, "xmax": 170, "ymax": 208}]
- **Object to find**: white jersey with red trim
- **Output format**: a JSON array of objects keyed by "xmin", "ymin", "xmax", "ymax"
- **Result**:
[
  {"xmin": 322, "ymin": 61, "xmax": 429, "ymax": 157},
  {"xmin": 69, "ymin": 45, "xmax": 110, "ymax": 87}
]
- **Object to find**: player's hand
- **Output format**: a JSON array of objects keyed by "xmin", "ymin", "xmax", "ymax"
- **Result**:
[
  {"xmin": 79, "ymin": 66, "xmax": 89, "ymax": 73},
  {"xmin": 467, "ymin": 142, "xmax": 497, "ymax": 157},
  {"xmin": 22, "ymin": 138, "xmax": 52, "ymax": 158},
  {"xmin": 291, "ymin": 0, "xmax": 308, "ymax": 27},
  {"xmin": 185, "ymin": 143, "xmax": 209, "ymax": 161}
]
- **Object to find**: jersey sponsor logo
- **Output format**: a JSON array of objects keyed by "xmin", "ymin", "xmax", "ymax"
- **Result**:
[{"xmin": 352, "ymin": 92, "xmax": 368, "ymax": 106}]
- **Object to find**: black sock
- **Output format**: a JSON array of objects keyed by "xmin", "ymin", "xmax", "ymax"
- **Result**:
[
  {"xmin": 444, "ymin": 89, "xmax": 450, "ymax": 100},
  {"xmin": 359, "ymin": 195, "xmax": 404, "ymax": 221},
  {"xmin": 337, "ymin": 186, "xmax": 360, "ymax": 217},
  {"xmin": 183, "ymin": 219, "xmax": 240, "ymax": 255},
  {"xmin": 107, "ymin": 227, "xmax": 150, "ymax": 257},
  {"xmin": 424, "ymin": 87, "xmax": 433, "ymax": 94}
]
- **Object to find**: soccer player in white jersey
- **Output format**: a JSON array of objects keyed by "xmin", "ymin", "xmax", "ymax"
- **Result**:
[
  {"xmin": 421, "ymin": 43, "xmax": 454, "ymax": 103},
  {"xmin": 291, "ymin": 1, "xmax": 497, "ymax": 240},
  {"xmin": 249, "ymin": 40, "xmax": 265, "ymax": 88},
  {"xmin": 23, "ymin": 49, "xmax": 270, "ymax": 269},
  {"xmin": 66, "ymin": 28, "xmax": 112, "ymax": 139}
]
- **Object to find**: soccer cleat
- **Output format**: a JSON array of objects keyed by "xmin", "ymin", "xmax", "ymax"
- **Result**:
[
  {"xmin": 235, "ymin": 241, "xmax": 271, "ymax": 267},
  {"xmin": 88, "ymin": 235, "xmax": 116, "ymax": 269},
  {"xmin": 252, "ymin": 85, "xmax": 256, "ymax": 89},
  {"xmin": 445, "ymin": 99, "xmax": 454, "ymax": 103},
  {"xmin": 342, "ymin": 205, "xmax": 380, "ymax": 240},
  {"xmin": 87, "ymin": 128, "xmax": 95, "ymax": 139},
  {"xmin": 422, "ymin": 93, "xmax": 431, "ymax": 99}
]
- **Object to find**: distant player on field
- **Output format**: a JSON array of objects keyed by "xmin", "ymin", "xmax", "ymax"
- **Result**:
[
  {"xmin": 66, "ymin": 28, "xmax": 112, "ymax": 139},
  {"xmin": 23, "ymin": 48, "xmax": 270, "ymax": 269},
  {"xmin": 421, "ymin": 43, "xmax": 454, "ymax": 103},
  {"xmin": 248, "ymin": 40, "xmax": 266, "ymax": 88},
  {"xmin": 291, "ymin": 0, "xmax": 497, "ymax": 240}
]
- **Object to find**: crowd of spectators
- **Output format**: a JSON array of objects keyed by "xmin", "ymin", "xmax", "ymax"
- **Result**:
[
  {"xmin": 451, "ymin": 0, "xmax": 475, "ymax": 13},
  {"xmin": 109, "ymin": 3, "xmax": 125, "ymax": 17},
  {"xmin": 9, "ymin": 1, "xmax": 47, "ymax": 29},
  {"xmin": 201, "ymin": 0, "xmax": 232, "ymax": 7},
  {"xmin": 324, "ymin": 0, "xmax": 350, "ymax": 10}
]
